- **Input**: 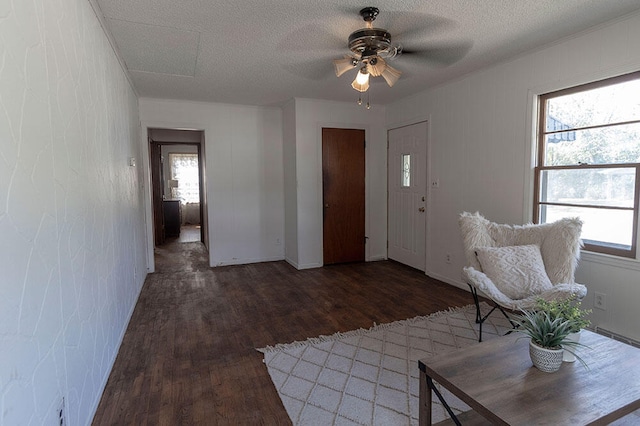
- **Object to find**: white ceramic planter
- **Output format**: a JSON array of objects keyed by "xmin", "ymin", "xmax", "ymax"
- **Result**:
[
  {"xmin": 529, "ymin": 340, "xmax": 564, "ymax": 372},
  {"xmin": 563, "ymin": 331, "xmax": 581, "ymax": 362}
]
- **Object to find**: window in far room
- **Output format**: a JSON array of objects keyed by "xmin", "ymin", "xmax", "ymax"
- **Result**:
[
  {"xmin": 534, "ymin": 71, "xmax": 640, "ymax": 258},
  {"xmin": 169, "ymin": 153, "xmax": 200, "ymax": 203}
]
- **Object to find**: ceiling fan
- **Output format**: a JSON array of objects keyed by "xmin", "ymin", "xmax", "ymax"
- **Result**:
[
  {"xmin": 332, "ymin": 7, "xmax": 471, "ymax": 93},
  {"xmin": 333, "ymin": 7, "xmax": 404, "ymax": 92}
]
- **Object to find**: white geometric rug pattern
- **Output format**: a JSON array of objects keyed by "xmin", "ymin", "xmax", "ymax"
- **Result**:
[{"xmin": 258, "ymin": 303, "xmax": 512, "ymax": 425}]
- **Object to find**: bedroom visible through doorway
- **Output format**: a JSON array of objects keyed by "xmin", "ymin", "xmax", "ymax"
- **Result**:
[
  {"xmin": 168, "ymin": 152, "xmax": 201, "ymax": 243},
  {"xmin": 148, "ymin": 128, "xmax": 208, "ymax": 250}
]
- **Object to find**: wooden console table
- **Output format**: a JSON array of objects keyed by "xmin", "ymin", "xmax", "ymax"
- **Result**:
[{"xmin": 419, "ymin": 330, "xmax": 640, "ymax": 425}]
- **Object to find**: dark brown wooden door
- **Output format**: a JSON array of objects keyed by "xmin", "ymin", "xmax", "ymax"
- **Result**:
[
  {"xmin": 150, "ymin": 141, "xmax": 165, "ymax": 245},
  {"xmin": 322, "ymin": 128, "xmax": 365, "ymax": 264}
]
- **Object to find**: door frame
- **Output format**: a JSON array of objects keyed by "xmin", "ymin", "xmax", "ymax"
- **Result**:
[
  {"xmin": 150, "ymin": 141, "xmax": 204, "ymax": 245},
  {"xmin": 386, "ymin": 119, "xmax": 431, "ymax": 272},
  {"xmin": 141, "ymin": 123, "xmax": 208, "ymax": 273}
]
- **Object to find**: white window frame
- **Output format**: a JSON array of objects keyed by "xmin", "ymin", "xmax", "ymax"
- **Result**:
[{"xmin": 534, "ymin": 71, "xmax": 640, "ymax": 259}]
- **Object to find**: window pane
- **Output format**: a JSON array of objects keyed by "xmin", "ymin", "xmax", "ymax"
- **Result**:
[
  {"xmin": 539, "ymin": 167, "xmax": 636, "ymax": 208},
  {"xmin": 546, "ymin": 78, "xmax": 640, "ymax": 130},
  {"xmin": 402, "ymin": 154, "xmax": 410, "ymax": 187},
  {"xmin": 540, "ymin": 204, "xmax": 633, "ymax": 249},
  {"xmin": 170, "ymin": 153, "xmax": 200, "ymax": 203},
  {"xmin": 545, "ymin": 123, "xmax": 640, "ymax": 166}
]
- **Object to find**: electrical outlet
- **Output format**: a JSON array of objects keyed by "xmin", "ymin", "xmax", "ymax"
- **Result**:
[
  {"xmin": 445, "ymin": 253, "xmax": 452, "ymax": 264},
  {"xmin": 431, "ymin": 179, "xmax": 440, "ymax": 188},
  {"xmin": 594, "ymin": 292, "xmax": 607, "ymax": 310},
  {"xmin": 58, "ymin": 397, "xmax": 65, "ymax": 426}
]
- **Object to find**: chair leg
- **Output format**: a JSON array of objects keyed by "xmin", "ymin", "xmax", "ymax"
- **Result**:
[
  {"xmin": 497, "ymin": 305, "xmax": 520, "ymax": 333},
  {"xmin": 468, "ymin": 284, "xmax": 517, "ymax": 342},
  {"xmin": 470, "ymin": 285, "xmax": 482, "ymax": 324},
  {"xmin": 469, "ymin": 285, "xmax": 490, "ymax": 342}
]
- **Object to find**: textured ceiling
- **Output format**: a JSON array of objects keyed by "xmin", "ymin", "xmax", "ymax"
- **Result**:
[{"xmin": 94, "ymin": 0, "xmax": 640, "ymax": 106}]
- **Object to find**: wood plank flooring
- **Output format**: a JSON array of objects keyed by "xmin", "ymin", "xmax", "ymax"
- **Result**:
[{"xmin": 92, "ymin": 241, "xmax": 474, "ymax": 425}]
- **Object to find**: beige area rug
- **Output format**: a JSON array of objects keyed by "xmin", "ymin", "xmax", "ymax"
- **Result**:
[{"xmin": 258, "ymin": 302, "xmax": 512, "ymax": 425}]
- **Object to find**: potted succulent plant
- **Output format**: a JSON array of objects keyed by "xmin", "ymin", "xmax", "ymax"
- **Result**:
[
  {"xmin": 513, "ymin": 298, "xmax": 590, "ymax": 372},
  {"xmin": 535, "ymin": 297, "xmax": 591, "ymax": 362}
]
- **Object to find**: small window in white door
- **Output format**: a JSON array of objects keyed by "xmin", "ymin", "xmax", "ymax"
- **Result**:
[{"xmin": 402, "ymin": 154, "xmax": 411, "ymax": 187}]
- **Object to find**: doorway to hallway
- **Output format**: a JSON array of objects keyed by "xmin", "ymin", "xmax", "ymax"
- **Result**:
[{"xmin": 148, "ymin": 128, "xmax": 208, "ymax": 249}]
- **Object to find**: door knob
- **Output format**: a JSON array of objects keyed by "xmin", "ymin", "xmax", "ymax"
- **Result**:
[{"xmin": 418, "ymin": 207, "xmax": 425, "ymax": 212}]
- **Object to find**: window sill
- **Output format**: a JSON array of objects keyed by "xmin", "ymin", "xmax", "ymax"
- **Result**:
[{"xmin": 581, "ymin": 250, "xmax": 640, "ymax": 271}]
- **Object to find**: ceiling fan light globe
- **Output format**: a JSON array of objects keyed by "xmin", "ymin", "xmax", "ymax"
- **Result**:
[
  {"xmin": 355, "ymin": 68, "xmax": 370, "ymax": 85},
  {"xmin": 333, "ymin": 57, "xmax": 358, "ymax": 77},
  {"xmin": 351, "ymin": 78, "xmax": 369, "ymax": 92}
]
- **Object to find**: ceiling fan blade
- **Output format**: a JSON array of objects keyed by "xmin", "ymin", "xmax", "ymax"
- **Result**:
[
  {"xmin": 379, "ymin": 12, "xmax": 456, "ymax": 43},
  {"xmin": 278, "ymin": 26, "xmax": 344, "ymax": 53},
  {"xmin": 283, "ymin": 57, "xmax": 336, "ymax": 81},
  {"xmin": 335, "ymin": 6, "xmax": 367, "ymax": 18},
  {"xmin": 401, "ymin": 41, "xmax": 473, "ymax": 67}
]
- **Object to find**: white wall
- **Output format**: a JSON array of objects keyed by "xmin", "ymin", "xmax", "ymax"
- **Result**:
[
  {"xmin": 386, "ymin": 11, "xmax": 640, "ymax": 341},
  {"xmin": 282, "ymin": 100, "xmax": 299, "ymax": 266},
  {"xmin": 0, "ymin": 0, "xmax": 147, "ymax": 424},
  {"xmin": 289, "ymin": 98, "xmax": 387, "ymax": 269},
  {"xmin": 139, "ymin": 98, "xmax": 285, "ymax": 267}
]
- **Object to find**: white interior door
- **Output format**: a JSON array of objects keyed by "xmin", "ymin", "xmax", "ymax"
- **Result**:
[{"xmin": 388, "ymin": 121, "xmax": 427, "ymax": 271}]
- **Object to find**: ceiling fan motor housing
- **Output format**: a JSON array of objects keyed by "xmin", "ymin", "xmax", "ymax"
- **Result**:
[{"xmin": 348, "ymin": 28, "xmax": 392, "ymax": 59}]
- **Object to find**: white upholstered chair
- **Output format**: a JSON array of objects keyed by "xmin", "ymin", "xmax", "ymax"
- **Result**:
[{"xmin": 459, "ymin": 212, "xmax": 587, "ymax": 341}]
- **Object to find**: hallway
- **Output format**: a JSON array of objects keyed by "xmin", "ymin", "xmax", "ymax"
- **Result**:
[{"xmin": 177, "ymin": 225, "xmax": 201, "ymax": 243}]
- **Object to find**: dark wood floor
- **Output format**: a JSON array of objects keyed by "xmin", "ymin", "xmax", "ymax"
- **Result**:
[{"xmin": 92, "ymin": 241, "xmax": 475, "ymax": 425}]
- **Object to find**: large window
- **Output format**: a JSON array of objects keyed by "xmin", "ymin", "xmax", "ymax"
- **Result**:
[{"xmin": 535, "ymin": 71, "xmax": 640, "ymax": 258}]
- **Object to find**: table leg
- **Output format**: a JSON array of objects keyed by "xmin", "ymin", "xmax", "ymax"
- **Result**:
[
  {"xmin": 428, "ymin": 376, "xmax": 462, "ymax": 426},
  {"xmin": 419, "ymin": 370, "xmax": 432, "ymax": 426}
]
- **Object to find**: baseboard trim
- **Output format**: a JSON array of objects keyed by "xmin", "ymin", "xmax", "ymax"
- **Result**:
[
  {"xmin": 295, "ymin": 262, "xmax": 323, "ymax": 270},
  {"xmin": 213, "ymin": 255, "xmax": 285, "ymax": 267},
  {"xmin": 594, "ymin": 326, "xmax": 640, "ymax": 348},
  {"xmin": 89, "ymin": 270, "xmax": 147, "ymax": 423},
  {"xmin": 425, "ymin": 271, "xmax": 468, "ymax": 292},
  {"xmin": 367, "ymin": 255, "xmax": 387, "ymax": 262},
  {"xmin": 284, "ymin": 257, "xmax": 299, "ymax": 269}
]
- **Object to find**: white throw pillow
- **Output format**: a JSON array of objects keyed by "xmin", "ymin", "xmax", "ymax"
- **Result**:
[{"xmin": 475, "ymin": 244, "xmax": 553, "ymax": 300}]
